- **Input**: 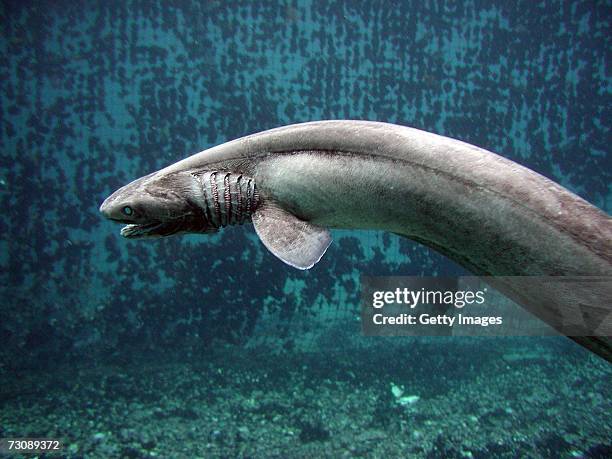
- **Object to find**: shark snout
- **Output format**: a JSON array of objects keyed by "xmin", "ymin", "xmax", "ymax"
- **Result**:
[{"xmin": 99, "ymin": 197, "xmax": 113, "ymax": 219}]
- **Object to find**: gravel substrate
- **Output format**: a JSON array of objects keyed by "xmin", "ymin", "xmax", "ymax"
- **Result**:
[{"xmin": 1, "ymin": 338, "xmax": 610, "ymax": 458}]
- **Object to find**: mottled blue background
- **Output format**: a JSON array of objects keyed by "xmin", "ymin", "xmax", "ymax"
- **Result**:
[{"xmin": 1, "ymin": 0, "xmax": 610, "ymax": 370}]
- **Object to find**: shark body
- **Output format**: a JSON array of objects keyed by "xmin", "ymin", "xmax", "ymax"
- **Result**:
[{"xmin": 100, "ymin": 121, "xmax": 612, "ymax": 361}]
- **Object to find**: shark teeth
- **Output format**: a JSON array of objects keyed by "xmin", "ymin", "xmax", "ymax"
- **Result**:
[{"xmin": 120, "ymin": 222, "xmax": 164, "ymax": 238}]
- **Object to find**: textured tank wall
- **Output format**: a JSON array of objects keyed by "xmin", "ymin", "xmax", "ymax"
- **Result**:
[{"xmin": 1, "ymin": 1, "xmax": 609, "ymax": 370}]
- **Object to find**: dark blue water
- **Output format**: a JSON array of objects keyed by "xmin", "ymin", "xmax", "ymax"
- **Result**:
[{"xmin": 1, "ymin": 1, "xmax": 610, "ymax": 457}]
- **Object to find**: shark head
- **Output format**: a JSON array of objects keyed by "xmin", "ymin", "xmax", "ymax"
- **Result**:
[{"xmin": 99, "ymin": 171, "xmax": 217, "ymax": 238}]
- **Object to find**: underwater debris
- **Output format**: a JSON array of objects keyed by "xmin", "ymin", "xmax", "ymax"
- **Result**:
[{"xmin": 390, "ymin": 382, "xmax": 420, "ymax": 406}]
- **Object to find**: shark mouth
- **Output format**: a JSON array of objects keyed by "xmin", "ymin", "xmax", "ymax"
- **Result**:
[
  {"xmin": 120, "ymin": 222, "xmax": 167, "ymax": 238},
  {"xmin": 119, "ymin": 216, "xmax": 203, "ymax": 238}
]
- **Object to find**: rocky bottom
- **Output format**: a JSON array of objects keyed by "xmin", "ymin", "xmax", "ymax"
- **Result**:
[{"xmin": 1, "ymin": 337, "xmax": 610, "ymax": 458}]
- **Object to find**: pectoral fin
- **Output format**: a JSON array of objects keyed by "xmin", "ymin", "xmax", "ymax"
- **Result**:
[{"xmin": 252, "ymin": 204, "xmax": 332, "ymax": 269}]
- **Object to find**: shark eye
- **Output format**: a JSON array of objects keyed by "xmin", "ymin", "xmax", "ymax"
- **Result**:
[{"xmin": 122, "ymin": 206, "xmax": 133, "ymax": 216}]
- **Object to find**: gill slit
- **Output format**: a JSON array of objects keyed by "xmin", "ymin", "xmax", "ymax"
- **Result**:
[{"xmin": 193, "ymin": 171, "xmax": 260, "ymax": 229}]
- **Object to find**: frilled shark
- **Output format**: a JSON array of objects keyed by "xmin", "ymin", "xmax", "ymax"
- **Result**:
[{"xmin": 99, "ymin": 121, "xmax": 612, "ymax": 361}]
